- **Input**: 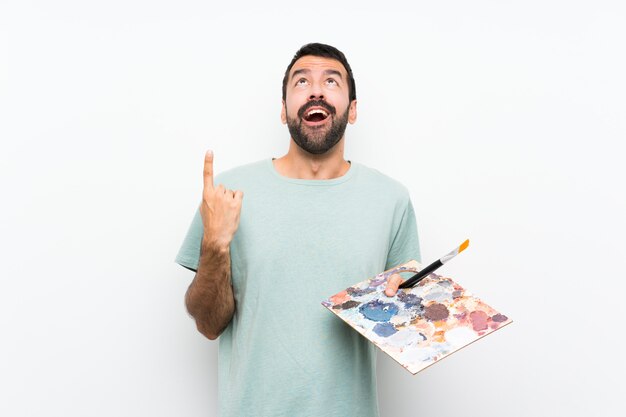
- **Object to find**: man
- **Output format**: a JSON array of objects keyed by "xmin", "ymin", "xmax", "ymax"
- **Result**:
[{"xmin": 175, "ymin": 43, "xmax": 420, "ymax": 417}]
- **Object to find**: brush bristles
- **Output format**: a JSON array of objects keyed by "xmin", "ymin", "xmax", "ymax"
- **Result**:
[{"xmin": 459, "ymin": 239, "xmax": 470, "ymax": 253}]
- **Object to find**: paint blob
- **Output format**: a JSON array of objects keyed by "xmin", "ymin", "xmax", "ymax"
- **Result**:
[
  {"xmin": 424, "ymin": 303, "xmax": 449, "ymax": 321},
  {"xmin": 373, "ymin": 322, "xmax": 398, "ymax": 337},
  {"xmin": 470, "ymin": 310, "xmax": 489, "ymax": 331},
  {"xmin": 347, "ymin": 286, "xmax": 376, "ymax": 297},
  {"xmin": 492, "ymin": 313, "xmax": 508, "ymax": 322},
  {"xmin": 397, "ymin": 292, "xmax": 423, "ymax": 308},
  {"xmin": 359, "ymin": 300, "xmax": 399, "ymax": 322},
  {"xmin": 335, "ymin": 300, "xmax": 360, "ymax": 310}
]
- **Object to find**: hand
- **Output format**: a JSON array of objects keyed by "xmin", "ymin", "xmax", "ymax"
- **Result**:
[
  {"xmin": 384, "ymin": 273, "xmax": 403, "ymax": 297},
  {"xmin": 200, "ymin": 150, "xmax": 243, "ymax": 249}
]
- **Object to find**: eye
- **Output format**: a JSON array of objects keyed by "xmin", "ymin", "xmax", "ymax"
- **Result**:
[
  {"xmin": 326, "ymin": 78, "xmax": 338, "ymax": 86},
  {"xmin": 296, "ymin": 78, "xmax": 308, "ymax": 86}
]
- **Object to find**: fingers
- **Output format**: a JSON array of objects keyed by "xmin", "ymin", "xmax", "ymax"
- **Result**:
[
  {"xmin": 213, "ymin": 183, "xmax": 243, "ymax": 201},
  {"xmin": 234, "ymin": 190, "xmax": 244, "ymax": 202},
  {"xmin": 385, "ymin": 273, "xmax": 403, "ymax": 297},
  {"xmin": 203, "ymin": 150, "xmax": 214, "ymax": 191}
]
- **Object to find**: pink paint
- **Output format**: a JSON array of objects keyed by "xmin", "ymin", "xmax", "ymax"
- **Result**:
[{"xmin": 470, "ymin": 310, "xmax": 489, "ymax": 331}]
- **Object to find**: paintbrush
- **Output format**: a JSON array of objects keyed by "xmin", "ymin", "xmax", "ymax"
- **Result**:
[{"xmin": 398, "ymin": 239, "xmax": 470, "ymax": 289}]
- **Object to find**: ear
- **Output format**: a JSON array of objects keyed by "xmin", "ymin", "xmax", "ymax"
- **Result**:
[
  {"xmin": 280, "ymin": 99, "xmax": 287, "ymax": 124},
  {"xmin": 348, "ymin": 99, "xmax": 357, "ymax": 124}
]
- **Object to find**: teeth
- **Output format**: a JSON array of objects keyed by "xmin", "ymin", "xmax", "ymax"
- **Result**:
[{"xmin": 307, "ymin": 109, "xmax": 328, "ymax": 117}]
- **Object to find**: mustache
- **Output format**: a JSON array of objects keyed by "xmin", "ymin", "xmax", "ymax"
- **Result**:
[{"xmin": 298, "ymin": 100, "xmax": 336, "ymax": 119}]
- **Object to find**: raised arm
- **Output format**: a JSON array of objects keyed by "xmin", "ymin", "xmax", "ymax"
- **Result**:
[{"xmin": 185, "ymin": 150, "xmax": 243, "ymax": 340}]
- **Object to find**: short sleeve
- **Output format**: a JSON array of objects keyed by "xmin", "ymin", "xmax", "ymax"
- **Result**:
[
  {"xmin": 174, "ymin": 205, "xmax": 203, "ymax": 272},
  {"xmin": 385, "ymin": 197, "xmax": 421, "ymax": 269}
]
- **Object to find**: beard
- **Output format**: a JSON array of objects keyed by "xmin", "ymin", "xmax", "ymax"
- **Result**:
[{"xmin": 286, "ymin": 100, "xmax": 350, "ymax": 155}]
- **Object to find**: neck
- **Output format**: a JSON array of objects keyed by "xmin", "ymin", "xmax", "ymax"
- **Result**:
[{"xmin": 272, "ymin": 137, "xmax": 350, "ymax": 180}]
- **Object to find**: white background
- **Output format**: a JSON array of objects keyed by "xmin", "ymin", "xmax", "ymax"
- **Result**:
[{"xmin": 1, "ymin": 1, "xmax": 624, "ymax": 416}]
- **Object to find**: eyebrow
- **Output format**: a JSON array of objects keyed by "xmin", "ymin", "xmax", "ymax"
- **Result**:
[{"xmin": 291, "ymin": 68, "xmax": 344, "ymax": 80}]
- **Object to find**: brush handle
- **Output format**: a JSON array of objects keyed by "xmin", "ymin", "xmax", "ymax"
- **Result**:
[{"xmin": 398, "ymin": 259, "xmax": 444, "ymax": 289}]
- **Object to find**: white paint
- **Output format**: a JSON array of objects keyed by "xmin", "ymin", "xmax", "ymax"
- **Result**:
[
  {"xmin": 444, "ymin": 326, "xmax": 477, "ymax": 347},
  {"xmin": 386, "ymin": 327, "xmax": 426, "ymax": 348}
]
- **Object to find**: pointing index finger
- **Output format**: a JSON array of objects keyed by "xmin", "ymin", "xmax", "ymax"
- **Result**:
[{"xmin": 203, "ymin": 150, "xmax": 214, "ymax": 191}]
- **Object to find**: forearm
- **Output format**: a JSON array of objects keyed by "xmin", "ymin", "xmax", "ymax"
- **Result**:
[{"xmin": 185, "ymin": 239, "xmax": 235, "ymax": 340}]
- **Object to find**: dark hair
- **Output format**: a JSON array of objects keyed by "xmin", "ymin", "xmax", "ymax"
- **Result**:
[{"xmin": 282, "ymin": 43, "xmax": 356, "ymax": 102}]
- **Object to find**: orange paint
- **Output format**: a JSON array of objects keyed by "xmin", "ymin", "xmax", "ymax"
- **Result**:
[
  {"xmin": 329, "ymin": 290, "xmax": 350, "ymax": 305},
  {"xmin": 433, "ymin": 331, "xmax": 446, "ymax": 343}
]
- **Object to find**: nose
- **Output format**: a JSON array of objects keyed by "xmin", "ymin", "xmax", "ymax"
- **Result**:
[{"xmin": 309, "ymin": 82, "xmax": 324, "ymax": 100}]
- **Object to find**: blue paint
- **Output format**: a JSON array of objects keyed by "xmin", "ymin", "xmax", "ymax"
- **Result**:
[
  {"xmin": 397, "ymin": 292, "xmax": 423, "ymax": 308},
  {"xmin": 359, "ymin": 300, "xmax": 399, "ymax": 322},
  {"xmin": 373, "ymin": 322, "xmax": 398, "ymax": 337},
  {"xmin": 437, "ymin": 279, "xmax": 452, "ymax": 288},
  {"xmin": 347, "ymin": 286, "xmax": 376, "ymax": 296}
]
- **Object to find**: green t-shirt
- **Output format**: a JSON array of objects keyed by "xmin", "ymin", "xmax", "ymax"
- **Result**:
[{"xmin": 176, "ymin": 158, "xmax": 420, "ymax": 417}]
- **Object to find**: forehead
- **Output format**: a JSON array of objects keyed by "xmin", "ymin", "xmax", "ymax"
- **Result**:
[{"xmin": 289, "ymin": 55, "xmax": 347, "ymax": 79}]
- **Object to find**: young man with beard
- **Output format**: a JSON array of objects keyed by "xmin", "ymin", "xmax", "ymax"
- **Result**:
[{"xmin": 175, "ymin": 43, "xmax": 420, "ymax": 417}]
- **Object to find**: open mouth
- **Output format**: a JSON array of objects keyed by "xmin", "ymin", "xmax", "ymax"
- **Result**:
[{"xmin": 303, "ymin": 108, "xmax": 330, "ymax": 123}]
